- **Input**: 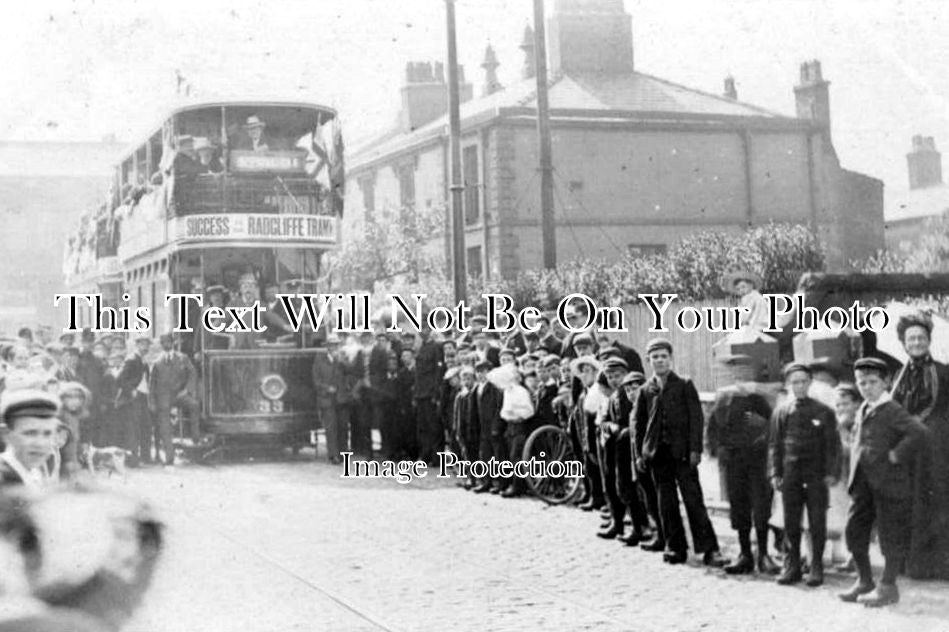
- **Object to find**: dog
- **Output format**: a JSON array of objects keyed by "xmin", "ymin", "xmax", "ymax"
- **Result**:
[{"xmin": 78, "ymin": 443, "xmax": 132, "ymax": 480}]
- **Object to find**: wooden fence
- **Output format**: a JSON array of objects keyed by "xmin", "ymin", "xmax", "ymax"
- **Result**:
[{"xmin": 609, "ymin": 298, "xmax": 739, "ymax": 393}]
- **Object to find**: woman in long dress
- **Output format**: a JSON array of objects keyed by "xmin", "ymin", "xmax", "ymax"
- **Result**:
[{"xmin": 890, "ymin": 311, "xmax": 949, "ymax": 579}]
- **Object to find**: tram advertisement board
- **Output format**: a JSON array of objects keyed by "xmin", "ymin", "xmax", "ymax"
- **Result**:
[{"xmin": 172, "ymin": 213, "xmax": 337, "ymax": 244}]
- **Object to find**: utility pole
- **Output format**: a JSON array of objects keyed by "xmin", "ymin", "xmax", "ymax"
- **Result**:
[
  {"xmin": 445, "ymin": 0, "xmax": 467, "ymax": 303},
  {"xmin": 533, "ymin": 0, "xmax": 556, "ymax": 269}
]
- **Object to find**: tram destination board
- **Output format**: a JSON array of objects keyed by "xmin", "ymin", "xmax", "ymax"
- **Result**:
[{"xmin": 172, "ymin": 213, "xmax": 337, "ymax": 244}]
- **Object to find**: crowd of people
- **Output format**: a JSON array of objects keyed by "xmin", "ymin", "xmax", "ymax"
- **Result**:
[
  {"xmin": 0, "ymin": 326, "xmax": 197, "ymax": 477},
  {"xmin": 313, "ymin": 302, "xmax": 949, "ymax": 608},
  {"xmin": 1, "ymin": 297, "xmax": 948, "ymax": 614}
]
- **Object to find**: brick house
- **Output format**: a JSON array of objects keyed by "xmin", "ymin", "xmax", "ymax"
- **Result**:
[{"xmin": 345, "ymin": 0, "xmax": 883, "ymax": 281}]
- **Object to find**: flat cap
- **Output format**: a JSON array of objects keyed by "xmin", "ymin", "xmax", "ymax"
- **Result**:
[
  {"xmin": 205, "ymin": 284, "xmax": 228, "ymax": 295},
  {"xmin": 602, "ymin": 357, "xmax": 629, "ymax": 372},
  {"xmin": 459, "ymin": 365, "xmax": 476, "ymax": 377},
  {"xmin": 645, "ymin": 338, "xmax": 673, "ymax": 355},
  {"xmin": 621, "ymin": 371, "xmax": 647, "ymax": 387},
  {"xmin": 835, "ymin": 382, "xmax": 862, "ymax": 401},
  {"xmin": 782, "ymin": 362, "xmax": 812, "ymax": 379},
  {"xmin": 523, "ymin": 330, "xmax": 540, "ymax": 340},
  {"xmin": 443, "ymin": 366, "xmax": 462, "ymax": 381},
  {"xmin": 571, "ymin": 333, "xmax": 595, "ymax": 348},
  {"xmin": 58, "ymin": 381, "xmax": 91, "ymax": 400},
  {"xmin": 853, "ymin": 357, "xmax": 890, "ymax": 375},
  {"xmin": 540, "ymin": 355, "xmax": 561, "ymax": 368},
  {"xmin": 0, "ymin": 389, "xmax": 59, "ymax": 425},
  {"xmin": 474, "ymin": 359, "xmax": 493, "ymax": 371},
  {"xmin": 498, "ymin": 347, "xmax": 517, "ymax": 358},
  {"xmin": 596, "ymin": 347, "xmax": 621, "ymax": 361}
]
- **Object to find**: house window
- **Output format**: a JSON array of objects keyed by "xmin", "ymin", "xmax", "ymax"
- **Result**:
[
  {"xmin": 398, "ymin": 164, "xmax": 415, "ymax": 214},
  {"xmin": 627, "ymin": 244, "xmax": 667, "ymax": 258},
  {"xmin": 358, "ymin": 175, "xmax": 375, "ymax": 217},
  {"xmin": 466, "ymin": 245, "xmax": 483, "ymax": 279},
  {"xmin": 463, "ymin": 145, "xmax": 480, "ymax": 225}
]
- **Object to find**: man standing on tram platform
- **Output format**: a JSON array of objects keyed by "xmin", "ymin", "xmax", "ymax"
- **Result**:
[{"xmin": 148, "ymin": 333, "xmax": 199, "ymax": 466}]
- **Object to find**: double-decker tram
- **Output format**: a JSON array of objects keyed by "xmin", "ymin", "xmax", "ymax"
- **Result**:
[{"xmin": 64, "ymin": 100, "xmax": 344, "ymax": 457}]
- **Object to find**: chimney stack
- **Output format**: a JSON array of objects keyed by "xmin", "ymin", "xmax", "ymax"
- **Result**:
[
  {"xmin": 723, "ymin": 76, "xmax": 737, "ymax": 100},
  {"xmin": 520, "ymin": 25, "xmax": 536, "ymax": 80},
  {"xmin": 481, "ymin": 45, "xmax": 503, "ymax": 96},
  {"xmin": 399, "ymin": 60, "xmax": 473, "ymax": 133},
  {"xmin": 907, "ymin": 135, "xmax": 943, "ymax": 189},
  {"xmin": 548, "ymin": 0, "xmax": 633, "ymax": 76},
  {"xmin": 794, "ymin": 60, "xmax": 831, "ymax": 140}
]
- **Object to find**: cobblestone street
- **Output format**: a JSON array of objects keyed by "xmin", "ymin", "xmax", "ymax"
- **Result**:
[{"xmin": 114, "ymin": 458, "xmax": 949, "ymax": 632}]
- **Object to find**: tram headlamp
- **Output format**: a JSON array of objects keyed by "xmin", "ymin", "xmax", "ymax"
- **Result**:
[{"xmin": 260, "ymin": 374, "xmax": 288, "ymax": 401}]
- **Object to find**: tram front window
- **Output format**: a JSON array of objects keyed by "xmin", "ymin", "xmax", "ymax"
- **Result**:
[{"xmin": 174, "ymin": 248, "xmax": 322, "ymax": 352}]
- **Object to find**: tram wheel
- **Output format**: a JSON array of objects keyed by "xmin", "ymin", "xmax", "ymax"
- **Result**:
[{"xmin": 522, "ymin": 425, "xmax": 583, "ymax": 505}]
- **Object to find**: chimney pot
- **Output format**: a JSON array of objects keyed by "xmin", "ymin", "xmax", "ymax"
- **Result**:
[
  {"xmin": 907, "ymin": 134, "xmax": 943, "ymax": 189},
  {"xmin": 481, "ymin": 45, "xmax": 503, "ymax": 96},
  {"xmin": 723, "ymin": 76, "xmax": 737, "ymax": 100},
  {"xmin": 520, "ymin": 24, "xmax": 536, "ymax": 80},
  {"xmin": 794, "ymin": 59, "xmax": 831, "ymax": 141}
]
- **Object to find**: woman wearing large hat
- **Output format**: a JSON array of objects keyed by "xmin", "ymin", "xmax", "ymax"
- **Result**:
[{"xmin": 722, "ymin": 269, "xmax": 770, "ymax": 332}]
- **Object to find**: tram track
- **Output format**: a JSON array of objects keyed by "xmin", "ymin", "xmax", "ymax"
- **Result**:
[
  {"xmin": 167, "ymin": 463, "xmax": 640, "ymax": 632},
  {"xmin": 178, "ymin": 502, "xmax": 399, "ymax": 632}
]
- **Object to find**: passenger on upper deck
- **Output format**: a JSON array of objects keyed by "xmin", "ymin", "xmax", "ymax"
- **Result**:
[
  {"xmin": 172, "ymin": 135, "xmax": 204, "ymax": 177},
  {"xmin": 234, "ymin": 115, "xmax": 279, "ymax": 152},
  {"xmin": 194, "ymin": 137, "xmax": 224, "ymax": 174}
]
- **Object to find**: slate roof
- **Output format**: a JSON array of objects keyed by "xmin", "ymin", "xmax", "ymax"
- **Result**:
[
  {"xmin": 884, "ymin": 183, "xmax": 949, "ymax": 222},
  {"xmin": 351, "ymin": 69, "xmax": 794, "ymax": 166}
]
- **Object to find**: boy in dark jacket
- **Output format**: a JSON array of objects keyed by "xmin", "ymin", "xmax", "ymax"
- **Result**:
[{"xmin": 839, "ymin": 357, "xmax": 926, "ymax": 607}]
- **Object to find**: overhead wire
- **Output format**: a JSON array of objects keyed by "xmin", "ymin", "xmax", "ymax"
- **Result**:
[{"xmin": 551, "ymin": 167, "xmax": 626, "ymax": 256}]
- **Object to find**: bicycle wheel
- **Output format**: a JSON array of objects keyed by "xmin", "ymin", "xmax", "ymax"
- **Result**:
[{"xmin": 522, "ymin": 424, "xmax": 584, "ymax": 505}]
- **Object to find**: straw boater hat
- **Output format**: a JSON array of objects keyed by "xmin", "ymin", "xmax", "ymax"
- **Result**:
[
  {"xmin": 244, "ymin": 115, "xmax": 266, "ymax": 129},
  {"xmin": 722, "ymin": 269, "xmax": 763, "ymax": 295},
  {"xmin": 570, "ymin": 356, "xmax": 602, "ymax": 378}
]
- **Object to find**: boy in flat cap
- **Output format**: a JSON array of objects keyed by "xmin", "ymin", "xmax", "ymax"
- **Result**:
[
  {"xmin": 633, "ymin": 339, "xmax": 726, "ymax": 566},
  {"xmin": 708, "ymin": 355, "xmax": 778, "ymax": 575},
  {"xmin": 471, "ymin": 359, "xmax": 504, "ymax": 493},
  {"xmin": 598, "ymin": 358, "xmax": 652, "ymax": 545},
  {"xmin": 770, "ymin": 362, "xmax": 839, "ymax": 587},
  {"xmin": 839, "ymin": 357, "xmax": 926, "ymax": 607},
  {"xmin": 0, "ymin": 390, "xmax": 61, "ymax": 489}
]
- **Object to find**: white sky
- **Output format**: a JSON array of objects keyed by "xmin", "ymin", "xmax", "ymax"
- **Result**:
[{"xmin": 3, "ymin": 0, "xmax": 948, "ymax": 190}]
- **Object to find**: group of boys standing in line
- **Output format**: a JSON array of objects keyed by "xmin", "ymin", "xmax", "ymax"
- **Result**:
[{"xmin": 312, "ymin": 304, "xmax": 949, "ymax": 609}]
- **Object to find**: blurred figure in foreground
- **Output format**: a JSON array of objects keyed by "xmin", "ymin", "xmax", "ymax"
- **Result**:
[{"xmin": 0, "ymin": 486, "xmax": 164, "ymax": 631}]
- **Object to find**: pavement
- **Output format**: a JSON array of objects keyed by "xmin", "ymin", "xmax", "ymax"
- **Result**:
[{"xmin": 108, "ymin": 456, "xmax": 949, "ymax": 632}]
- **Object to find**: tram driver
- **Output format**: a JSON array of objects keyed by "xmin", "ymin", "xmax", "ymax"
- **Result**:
[{"xmin": 229, "ymin": 273, "xmax": 263, "ymax": 350}]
